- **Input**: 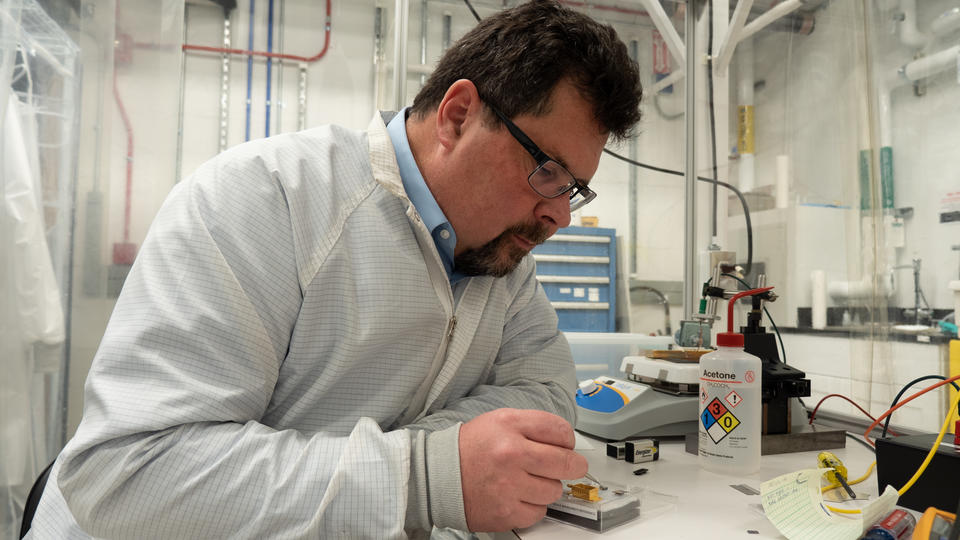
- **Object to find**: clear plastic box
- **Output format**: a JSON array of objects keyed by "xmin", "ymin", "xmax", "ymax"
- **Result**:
[{"xmin": 545, "ymin": 479, "xmax": 642, "ymax": 532}]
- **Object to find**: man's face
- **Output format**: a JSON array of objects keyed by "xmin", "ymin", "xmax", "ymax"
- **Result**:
[
  {"xmin": 454, "ymin": 221, "xmax": 552, "ymax": 277},
  {"xmin": 449, "ymin": 80, "xmax": 608, "ymax": 277}
]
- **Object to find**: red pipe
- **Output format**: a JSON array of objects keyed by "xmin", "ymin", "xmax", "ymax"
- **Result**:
[
  {"xmin": 726, "ymin": 287, "xmax": 774, "ymax": 333},
  {"xmin": 113, "ymin": 0, "xmax": 137, "ymax": 264},
  {"xmin": 182, "ymin": 0, "xmax": 331, "ymax": 63},
  {"xmin": 113, "ymin": 44, "xmax": 134, "ymax": 247}
]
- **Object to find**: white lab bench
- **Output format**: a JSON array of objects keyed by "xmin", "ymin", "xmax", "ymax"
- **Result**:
[{"xmin": 498, "ymin": 431, "xmax": 879, "ymax": 539}]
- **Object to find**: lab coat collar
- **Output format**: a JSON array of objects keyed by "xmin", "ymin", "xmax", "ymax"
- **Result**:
[{"xmin": 366, "ymin": 112, "xmax": 408, "ymax": 200}]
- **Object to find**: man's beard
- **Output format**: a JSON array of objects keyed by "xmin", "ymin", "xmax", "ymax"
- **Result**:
[{"xmin": 454, "ymin": 222, "xmax": 551, "ymax": 278}]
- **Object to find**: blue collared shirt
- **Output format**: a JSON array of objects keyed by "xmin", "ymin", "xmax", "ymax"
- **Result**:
[{"xmin": 386, "ymin": 109, "xmax": 465, "ymax": 283}]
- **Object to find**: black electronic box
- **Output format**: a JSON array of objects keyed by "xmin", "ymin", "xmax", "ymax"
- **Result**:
[{"xmin": 875, "ymin": 434, "xmax": 959, "ymax": 512}]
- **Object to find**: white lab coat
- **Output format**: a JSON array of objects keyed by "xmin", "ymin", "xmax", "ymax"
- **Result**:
[
  {"xmin": 2, "ymin": 92, "xmax": 65, "ymax": 537},
  {"xmin": 2, "ymin": 92, "xmax": 66, "ymax": 470},
  {"xmin": 29, "ymin": 114, "xmax": 577, "ymax": 539}
]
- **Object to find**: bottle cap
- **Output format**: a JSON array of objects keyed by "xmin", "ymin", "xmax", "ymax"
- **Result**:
[{"xmin": 716, "ymin": 332, "xmax": 744, "ymax": 347}]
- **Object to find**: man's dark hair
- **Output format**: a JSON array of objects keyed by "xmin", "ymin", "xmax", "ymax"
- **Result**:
[{"xmin": 410, "ymin": 0, "xmax": 642, "ymax": 142}]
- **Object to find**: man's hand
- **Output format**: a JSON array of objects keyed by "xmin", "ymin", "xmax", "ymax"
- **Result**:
[{"xmin": 459, "ymin": 408, "xmax": 588, "ymax": 532}]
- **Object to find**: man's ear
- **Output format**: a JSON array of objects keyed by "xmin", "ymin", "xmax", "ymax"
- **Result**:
[{"xmin": 435, "ymin": 79, "xmax": 481, "ymax": 149}]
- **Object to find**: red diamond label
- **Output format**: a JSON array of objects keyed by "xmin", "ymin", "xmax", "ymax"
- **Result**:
[{"xmin": 700, "ymin": 387, "xmax": 708, "ymax": 403}]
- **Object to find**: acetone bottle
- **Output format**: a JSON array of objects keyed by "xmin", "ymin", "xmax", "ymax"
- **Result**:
[
  {"xmin": 698, "ymin": 331, "xmax": 761, "ymax": 475},
  {"xmin": 698, "ymin": 286, "xmax": 771, "ymax": 476}
]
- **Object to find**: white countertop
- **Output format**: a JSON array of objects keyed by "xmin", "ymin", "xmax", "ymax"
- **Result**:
[{"xmin": 501, "ymin": 430, "xmax": 879, "ymax": 540}]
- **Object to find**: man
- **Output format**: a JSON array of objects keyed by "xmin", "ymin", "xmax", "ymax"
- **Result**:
[{"xmin": 28, "ymin": 1, "xmax": 642, "ymax": 537}]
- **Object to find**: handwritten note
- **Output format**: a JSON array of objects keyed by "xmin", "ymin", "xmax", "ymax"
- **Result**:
[{"xmin": 760, "ymin": 468, "xmax": 898, "ymax": 540}]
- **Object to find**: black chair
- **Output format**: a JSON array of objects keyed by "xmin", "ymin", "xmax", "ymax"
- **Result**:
[{"xmin": 19, "ymin": 461, "xmax": 54, "ymax": 539}]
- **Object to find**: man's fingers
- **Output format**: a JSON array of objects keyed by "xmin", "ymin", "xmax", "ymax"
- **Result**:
[
  {"xmin": 460, "ymin": 408, "xmax": 585, "ymax": 532},
  {"xmin": 521, "ymin": 443, "xmax": 588, "ymax": 481},
  {"xmin": 512, "ymin": 501, "xmax": 550, "ymax": 530},
  {"xmin": 501, "ymin": 409, "xmax": 576, "ymax": 449},
  {"xmin": 516, "ymin": 475, "xmax": 565, "ymax": 506}
]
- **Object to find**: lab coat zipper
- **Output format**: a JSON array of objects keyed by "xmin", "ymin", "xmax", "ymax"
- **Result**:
[
  {"xmin": 447, "ymin": 316, "xmax": 457, "ymax": 339},
  {"xmin": 395, "ymin": 205, "xmax": 458, "ymax": 425}
]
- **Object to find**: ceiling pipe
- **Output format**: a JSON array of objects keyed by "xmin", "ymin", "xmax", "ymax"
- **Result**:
[
  {"xmin": 897, "ymin": 0, "xmax": 928, "ymax": 49},
  {"xmin": 649, "ymin": 69, "xmax": 684, "ymax": 95},
  {"xmin": 739, "ymin": 0, "xmax": 803, "ymax": 43},
  {"xmin": 901, "ymin": 44, "xmax": 960, "ymax": 81},
  {"xmin": 182, "ymin": 0, "xmax": 330, "ymax": 63},
  {"xmin": 930, "ymin": 7, "xmax": 960, "ymax": 39},
  {"xmin": 715, "ymin": 0, "xmax": 755, "ymax": 75},
  {"xmin": 638, "ymin": 0, "xmax": 686, "ymax": 66}
]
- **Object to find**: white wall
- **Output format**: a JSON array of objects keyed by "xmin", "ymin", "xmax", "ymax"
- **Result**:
[{"xmin": 67, "ymin": 0, "xmax": 398, "ymax": 435}]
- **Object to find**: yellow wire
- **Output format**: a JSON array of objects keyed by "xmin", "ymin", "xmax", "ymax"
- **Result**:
[
  {"xmin": 825, "ymin": 388, "xmax": 960, "ymax": 515},
  {"xmin": 849, "ymin": 461, "xmax": 876, "ymax": 486},
  {"xmin": 897, "ymin": 387, "xmax": 960, "ymax": 496},
  {"xmin": 826, "ymin": 505, "xmax": 862, "ymax": 515},
  {"xmin": 821, "ymin": 461, "xmax": 876, "ymax": 494}
]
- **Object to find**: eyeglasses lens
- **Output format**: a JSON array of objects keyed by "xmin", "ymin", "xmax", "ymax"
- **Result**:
[{"xmin": 529, "ymin": 160, "xmax": 576, "ymax": 198}]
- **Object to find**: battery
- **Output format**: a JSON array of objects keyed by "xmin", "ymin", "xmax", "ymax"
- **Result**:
[
  {"xmin": 606, "ymin": 441, "xmax": 627, "ymax": 460},
  {"xmin": 625, "ymin": 439, "xmax": 660, "ymax": 464},
  {"xmin": 860, "ymin": 509, "xmax": 916, "ymax": 540}
]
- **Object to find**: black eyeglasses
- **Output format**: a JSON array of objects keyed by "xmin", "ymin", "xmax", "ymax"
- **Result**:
[{"xmin": 486, "ymin": 104, "xmax": 597, "ymax": 212}]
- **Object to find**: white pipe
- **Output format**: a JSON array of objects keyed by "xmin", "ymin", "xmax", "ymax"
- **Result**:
[
  {"xmin": 682, "ymin": 2, "xmax": 697, "ymax": 320},
  {"xmin": 638, "ymin": 0, "xmax": 685, "ymax": 66},
  {"xmin": 876, "ymin": 77, "xmax": 893, "ymax": 147},
  {"xmin": 406, "ymin": 63, "xmax": 433, "ymax": 75},
  {"xmin": 392, "ymin": 0, "xmax": 409, "ymax": 111},
  {"xmin": 649, "ymin": 69, "xmax": 684, "ymax": 94},
  {"xmin": 737, "ymin": 37, "xmax": 755, "ymax": 193},
  {"xmin": 902, "ymin": 44, "xmax": 960, "ymax": 81},
  {"xmin": 898, "ymin": 0, "xmax": 928, "ymax": 49},
  {"xmin": 827, "ymin": 276, "xmax": 895, "ymax": 302},
  {"xmin": 775, "ymin": 155, "xmax": 790, "ymax": 209},
  {"xmin": 931, "ymin": 7, "xmax": 960, "ymax": 38},
  {"xmin": 715, "ymin": 0, "xmax": 755, "ymax": 75},
  {"xmin": 739, "ymin": 0, "xmax": 803, "ymax": 43}
]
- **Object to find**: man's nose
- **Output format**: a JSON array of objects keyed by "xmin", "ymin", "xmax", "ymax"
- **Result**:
[{"xmin": 535, "ymin": 195, "xmax": 572, "ymax": 231}]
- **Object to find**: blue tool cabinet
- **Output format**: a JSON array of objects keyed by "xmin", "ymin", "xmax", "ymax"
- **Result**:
[{"xmin": 531, "ymin": 226, "xmax": 617, "ymax": 332}]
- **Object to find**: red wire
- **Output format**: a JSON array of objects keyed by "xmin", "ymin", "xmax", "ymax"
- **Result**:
[
  {"xmin": 808, "ymin": 393, "xmax": 898, "ymax": 436},
  {"xmin": 182, "ymin": 0, "xmax": 331, "ymax": 63},
  {"xmin": 863, "ymin": 374, "xmax": 960, "ymax": 447}
]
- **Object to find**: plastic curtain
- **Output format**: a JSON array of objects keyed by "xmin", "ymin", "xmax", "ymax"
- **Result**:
[{"xmin": 1, "ymin": 0, "xmax": 70, "ymax": 537}]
